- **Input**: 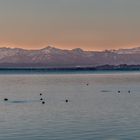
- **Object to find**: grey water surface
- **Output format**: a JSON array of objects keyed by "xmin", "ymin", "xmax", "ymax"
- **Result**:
[{"xmin": 0, "ymin": 72, "xmax": 140, "ymax": 140}]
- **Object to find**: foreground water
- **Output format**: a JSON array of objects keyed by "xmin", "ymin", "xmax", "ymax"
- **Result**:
[{"xmin": 0, "ymin": 72, "xmax": 140, "ymax": 139}]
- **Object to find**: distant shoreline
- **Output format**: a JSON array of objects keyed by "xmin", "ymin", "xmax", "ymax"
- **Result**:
[{"xmin": 0, "ymin": 64, "xmax": 140, "ymax": 71}]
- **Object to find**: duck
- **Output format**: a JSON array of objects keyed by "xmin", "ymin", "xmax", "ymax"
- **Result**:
[
  {"xmin": 42, "ymin": 101, "xmax": 45, "ymax": 104},
  {"xmin": 4, "ymin": 98, "xmax": 8, "ymax": 101},
  {"xmin": 65, "ymin": 99, "xmax": 68, "ymax": 103}
]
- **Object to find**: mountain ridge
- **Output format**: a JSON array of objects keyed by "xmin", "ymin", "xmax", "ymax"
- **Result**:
[{"xmin": 0, "ymin": 46, "xmax": 140, "ymax": 67}]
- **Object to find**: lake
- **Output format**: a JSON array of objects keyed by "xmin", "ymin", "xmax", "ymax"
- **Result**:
[{"xmin": 0, "ymin": 71, "xmax": 140, "ymax": 140}]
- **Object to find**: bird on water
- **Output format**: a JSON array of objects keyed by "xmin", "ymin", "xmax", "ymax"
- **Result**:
[
  {"xmin": 65, "ymin": 99, "xmax": 68, "ymax": 103},
  {"xmin": 4, "ymin": 98, "xmax": 8, "ymax": 101},
  {"xmin": 42, "ymin": 101, "xmax": 45, "ymax": 104}
]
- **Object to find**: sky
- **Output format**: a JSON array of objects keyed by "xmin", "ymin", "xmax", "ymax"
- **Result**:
[{"xmin": 0, "ymin": 0, "xmax": 140, "ymax": 51}]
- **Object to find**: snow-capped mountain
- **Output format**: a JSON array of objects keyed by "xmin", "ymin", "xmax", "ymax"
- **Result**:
[
  {"xmin": 114, "ymin": 47, "xmax": 140, "ymax": 54},
  {"xmin": 0, "ymin": 46, "xmax": 140, "ymax": 67}
]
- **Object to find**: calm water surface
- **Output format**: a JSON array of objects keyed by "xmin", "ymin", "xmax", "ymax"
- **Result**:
[{"xmin": 0, "ymin": 72, "xmax": 140, "ymax": 140}]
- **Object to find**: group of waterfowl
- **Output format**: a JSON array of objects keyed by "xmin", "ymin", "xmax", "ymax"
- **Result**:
[
  {"xmin": 39, "ymin": 93, "xmax": 45, "ymax": 104},
  {"xmin": 3, "ymin": 93, "xmax": 69, "ymax": 104},
  {"xmin": 2, "ymin": 83, "xmax": 88, "ymax": 103},
  {"xmin": 118, "ymin": 90, "xmax": 131, "ymax": 93},
  {"xmin": 39, "ymin": 93, "xmax": 69, "ymax": 104},
  {"xmin": 3, "ymin": 93, "xmax": 46, "ymax": 104},
  {"xmin": 2, "ymin": 83, "xmax": 131, "ymax": 103},
  {"xmin": 3, "ymin": 95, "xmax": 46, "ymax": 104}
]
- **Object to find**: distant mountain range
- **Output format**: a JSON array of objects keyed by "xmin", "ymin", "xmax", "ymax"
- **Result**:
[{"xmin": 0, "ymin": 46, "xmax": 140, "ymax": 67}]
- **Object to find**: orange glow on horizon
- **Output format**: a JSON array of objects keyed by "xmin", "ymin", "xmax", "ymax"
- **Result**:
[
  {"xmin": 0, "ymin": 42, "xmax": 139, "ymax": 52},
  {"xmin": 0, "ymin": 0, "xmax": 140, "ymax": 52}
]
